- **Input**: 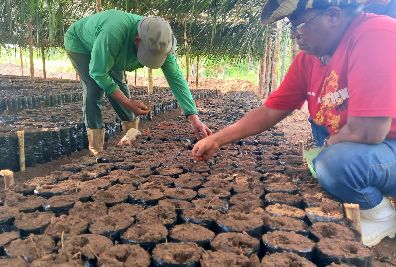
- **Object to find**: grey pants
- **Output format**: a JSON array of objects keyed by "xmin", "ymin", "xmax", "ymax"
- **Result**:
[{"xmin": 67, "ymin": 51, "xmax": 134, "ymax": 129}]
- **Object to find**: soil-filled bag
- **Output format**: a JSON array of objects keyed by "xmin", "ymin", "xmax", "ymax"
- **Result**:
[
  {"xmin": 59, "ymin": 127, "xmax": 71, "ymax": 155},
  {"xmin": 261, "ymin": 230, "xmax": 315, "ymax": 260},
  {"xmin": 152, "ymin": 242, "xmax": 204, "ymax": 267},
  {"xmin": 0, "ymin": 133, "xmax": 19, "ymax": 171},
  {"xmin": 169, "ymin": 223, "xmax": 215, "ymax": 249},
  {"xmin": 315, "ymin": 238, "xmax": 372, "ymax": 267},
  {"xmin": 25, "ymin": 130, "xmax": 45, "ymax": 166},
  {"xmin": 51, "ymin": 128, "xmax": 62, "ymax": 159},
  {"xmin": 121, "ymin": 223, "xmax": 168, "ymax": 251}
]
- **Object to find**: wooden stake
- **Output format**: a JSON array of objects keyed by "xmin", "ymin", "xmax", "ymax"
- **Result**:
[
  {"xmin": 344, "ymin": 203, "xmax": 362, "ymax": 235},
  {"xmin": 147, "ymin": 68, "xmax": 153, "ymax": 95},
  {"xmin": 298, "ymin": 141, "xmax": 305, "ymax": 156},
  {"xmin": 17, "ymin": 130, "xmax": 26, "ymax": 172},
  {"xmin": 0, "ymin": 170, "xmax": 14, "ymax": 189}
]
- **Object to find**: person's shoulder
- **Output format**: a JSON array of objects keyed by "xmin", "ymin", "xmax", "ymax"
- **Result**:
[{"xmin": 355, "ymin": 13, "xmax": 396, "ymax": 33}]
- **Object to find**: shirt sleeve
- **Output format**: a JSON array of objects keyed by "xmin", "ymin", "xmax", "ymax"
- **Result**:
[
  {"xmin": 347, "ymin": 29, "xmax": 396, "ymax": 117},
  {"xmin": 264, "ymin": 52, "xmax": 309, "ymax": 110},
  {"xmin": 89, "ymin": 32, "xmax": 121, "ymax": 95},
  {"xmin": 161, "ymin": 54, "xmax": 198, "ymax": 116}
]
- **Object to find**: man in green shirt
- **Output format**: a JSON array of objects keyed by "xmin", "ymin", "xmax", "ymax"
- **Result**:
[{"xmin": 64, "ymin": 9, "xmax": 211, "ymax": 160}]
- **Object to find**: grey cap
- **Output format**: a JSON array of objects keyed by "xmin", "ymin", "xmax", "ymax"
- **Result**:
[{"xmin": 137, "ymin": 17, "xmax": 177, "ymax": 69}]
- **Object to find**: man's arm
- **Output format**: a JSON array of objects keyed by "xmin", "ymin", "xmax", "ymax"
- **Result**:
[
  {"xmin": 192, "ymin": 105, "xmax": 293, "ymax": 160},
  {"xmin": 328, "ymin": 116, "xmax": 392, "ymax": 145}
]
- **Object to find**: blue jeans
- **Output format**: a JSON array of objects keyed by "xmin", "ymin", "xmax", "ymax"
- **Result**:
[{"xmin": 310, "ymin": 119, "xmax": 396, "ymax": 209}]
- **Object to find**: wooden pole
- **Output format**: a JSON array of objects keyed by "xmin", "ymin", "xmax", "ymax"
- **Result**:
[
  {"xmin": 0, "ymin": 170, "xmax": 14, "ymax": 189},
  {"xmin": 134, "ymin": 70, "xmax": 137, "ymax": 86},
  {"xmin": 17, "ymin": 130, "xmax": 26, "ymax": 172},
  {"xmin": 147, "ymin": 68, "xmax": 153, "ymax": 95},
  {"xmin": 298, "ymin": 141, "xmax": 305, "ymax": 156},
  {"xmin": 344, "ymin": 203, "xmax": 362, "ymax": 237}
]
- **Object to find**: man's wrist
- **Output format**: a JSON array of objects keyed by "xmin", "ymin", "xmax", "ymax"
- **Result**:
[{"xmin": 187, "ymin": 114, "xmax": 199, "ymax": 122}]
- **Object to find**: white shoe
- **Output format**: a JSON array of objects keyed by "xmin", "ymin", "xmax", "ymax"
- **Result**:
[{"xmin": 360, "ymin": 197, "xmax": 396, "ymax": 247}]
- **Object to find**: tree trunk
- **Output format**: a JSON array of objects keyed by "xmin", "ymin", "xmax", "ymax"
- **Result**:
[
  {"xmin": 28, "ymin": 18, "xmax": 34, "ymax": 79},
  {"xmin": 264, "ymin": 29, "xmax": 273, "ymax": 96},
  {"xmin": 41, "ymin": 46, "xmax": 46, "ymax": 79},
  {"xmin": 280, "ymin": 21, "xmax": 288, "ymax": 81},
  {"xmin": 258, "ymin": 54, "xmax": 266, "ymax": 97},
  {"xmin": 19, "ymin": 46, "xmax": 24, "ymax": 76},
  {"xmin": 96, "ymin": 0, "xmax": 102, "ymax": 12},
  {"xmin": 195, "ymin": 55, "xmax": 199, "ymax": 89},
  {"xmin": 184, "ymin": 19, "xmax": 190, "ymax": 83},
  {"xmin": 147, "ymin": 68, "xmax": 153, "ymax": 95},
  {"xmin": 271, "ymin": 20, "xmax": 282, "ymax": 92}
]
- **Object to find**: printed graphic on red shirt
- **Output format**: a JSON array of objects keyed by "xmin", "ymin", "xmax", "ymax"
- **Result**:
[{"xmin": 314, "ymin": 70, "xmax": 349, "ymax": 134}]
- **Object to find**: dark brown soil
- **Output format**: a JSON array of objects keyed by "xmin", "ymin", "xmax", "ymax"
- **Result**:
[
  {"xmin": 192, "ymin": 197, "xmax": 229, "ymax": 212},
  {"xmin": 141, "ymin": 175, "xmax": 175, "ymax": 188},
  {"xmin": 310, "ymin": 222, "xmax": 358, "ymax": 241},
  {"xmin": 92, "ymin": 184, "xmax": 134, "ymax": 206},
  {"xmin": 79, "ymin": 177, "xmax": 111, "ymax": 191},
  {"xmin": 232, "ymin": 183, "xmax": 266, "ymax": 195},
  {"xmin": 44, "ymin": 195, "xmax": 76, "ymax": 213},
  {"xmin": 263, "ymin": 173, "xmax": 291, "ymax": 184},
  {"xmin": 30, "ymin": 253, "xmax": 83, "ymax": 267},
  {"xmin": 263, "ymin": 215, "xmax": 308, "ymax": 234},
  {"xmin": 198, "ymin": 187, "xmax": 230, "ymax": 199},
  {"xmin": 170, "ymin": 223, "xmax": 215, "ymax": 245},
  {"xmin": 230, "ymin": 192, "xmax": 262, "ymax": 206},
  {"xmin": 108, "ymin": 203, "xmax": 144, "ymax": 219},
  {"xmin": 181, "ymin": 206, "xmax": 221, "ymax": 227},
  {"xmin": 136, "ymin": 205, "xmax": 176, "ymax": 227},
  {"xmin": 156, "ymin": 166, "xmax": 184, "ymax": 177},
  {"xmin": 121, "ymin": 223, "xmax": 168, "ymax": 244},
  {"xmin": 261, "ymin": 252, "xmax": 316, "ymax": 267},
  {"xmin": 45, "ymin": 215, "xmax": 88, "ymax": 239},
  {"xmin": 60, "ymin": 234, "xmax": 113, "ymax": 260},
  {"xmin": 0, "ymin": 205, "xmax": 19, "ymax": 223},
  {"xmin": 210, "ymin": 232, "xmax": 260, "ymax": 257},
  {"xmin": 261, "ymin": 231, "xmax": 315, "ymax": 255},
  {"xmin": 68, "ymin": 201, "xmax": 107, "ymax": 223},
  {"xmin": 34, "ymin": 180, "xmax": 76, "ymax": 197},
  {"xmin": 15, "ymin": 211, "xmax": 54, "ymax": 233},
  {"xmin": 0, "ymin": 257, "xmax": 28, "ymax": 267},
  {"xmin": 305, "ymin": 205, "xmax": 344, "ymax": 223},
  {"xmin": 164, "ymin": 188, "xmax": 197, "ymax": 201},
  {"xmin": 200, "ymin": 251, "xmax": 261, "ymax": 267},
  {"xmin": 131, "ymin": 167, "xmax": 153, "ymax": 178},
  {"xmin": 130, "ymin": 188, "xmax": 165, "ymax": 205},
  {"xmin": 152, "ymin": 242, "xmax": 204, "ymax": 265},
  {"xmin": 98, "ymin": 244, "xmax": 151, "ymax": 267},
  {"xmin": 175, "ymin": 173, "xmax": 206, "ymax": 189},
  {"xmin": 264, "ymin": 193, "xmax": 302, "ymax": 207},
  {"xmin": 8, "ymin": 183, "xmax": 35, "ymax": 195},
  {"xmin": 302, "ymin": 192, "xmax": 334, "ymax": 207},
  {"xmin": 158, "ymin": 198, "xmax": 194, "ymax": 211},
  {"xmin": 109, "ymin": 170, "xmax": 147, "ymax": 186},
  {"xmin": 90, "ymin": 214, "xmax": 133, "ymax": 237},
  {"xmin": 216, "ymin": 212, "xmax": 263, "ymax": 237},
  {"xmin": 265, "ymin": 183, "xmax": 299, "ymax": 194},
  {"xmin": 203, "ymin": 179, "xmax": 234, "ymax": 191},
  {"xmin": 266, "ymin": 204, "xmax": 306, "ymax": 220},
  {"xmin": 0, "ymin": 231, "xmax": 19, "ymax": 247},
  {"xmin": 5, "ymin": 234, "xmax": 54, "ymax": 262},
  {"xmin": 5, "ymin": 193, "xmax": 46, "ymax": 212},
  {"xmin": 316, "ymin": 238, "xmax": 372, "ymax": 265}
]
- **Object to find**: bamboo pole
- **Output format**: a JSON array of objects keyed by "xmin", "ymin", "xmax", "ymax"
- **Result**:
[
  {"xmin": 147, "ymin": 68, "xmax": 153, "ymax": 95},
  {"xmin": 134, "ymin": 70, "xmax": 137, "ymax": 86},
  {"xmin": 17, "ymin": 130, "xmax": 26, "ymax": 172}
]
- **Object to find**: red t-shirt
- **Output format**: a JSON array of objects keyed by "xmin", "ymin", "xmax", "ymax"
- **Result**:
[{"xmin": 265, "ymin": 13, "xmax": 396, "ymax": 139}]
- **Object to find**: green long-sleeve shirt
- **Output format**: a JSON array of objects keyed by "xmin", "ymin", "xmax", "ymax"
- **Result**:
[{"xmin": 64, "ymin": 9, "xmax": 198, "ymax": 116}]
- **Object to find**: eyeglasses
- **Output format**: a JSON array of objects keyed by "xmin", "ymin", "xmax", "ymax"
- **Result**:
[{"xmin": 288, "ymin": 11, "xmax": 324, "ymax": 35}]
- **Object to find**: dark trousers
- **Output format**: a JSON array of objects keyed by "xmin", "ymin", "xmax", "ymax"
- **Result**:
[{"xmin": 67, "ymin": 51, "xmax": 134, "ymax": 129}]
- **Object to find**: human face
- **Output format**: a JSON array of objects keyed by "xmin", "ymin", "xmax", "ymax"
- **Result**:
[{"xmin": 288, "ymin": 8, "xmax": 342, "ymax": 57}]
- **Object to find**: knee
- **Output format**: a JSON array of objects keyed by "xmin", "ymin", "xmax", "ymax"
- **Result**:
[{"xmin": 314, "ymin": 145, "xmax": 351, "ymax": 195}]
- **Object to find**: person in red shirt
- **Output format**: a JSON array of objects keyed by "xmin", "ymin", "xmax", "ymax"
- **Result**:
[{"xmin": 192, "ymin": 0, "xmax": 396, "ymax": 247}]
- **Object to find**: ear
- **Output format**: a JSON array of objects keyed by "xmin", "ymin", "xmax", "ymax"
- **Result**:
[
  {"xmin": 134, "ymin": 36, "xmax": 141, "ymax": 46},
  {"xmin": 324, "ymin": 6, "xmax": 343, "ymax": 26}
]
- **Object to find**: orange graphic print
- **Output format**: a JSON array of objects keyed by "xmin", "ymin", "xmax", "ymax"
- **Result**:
[{"xmin": 314, "ymin": 70, "xmax": 348, "ymax": 134}]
